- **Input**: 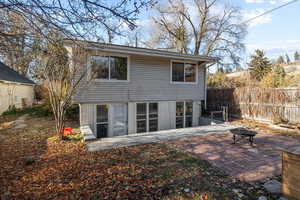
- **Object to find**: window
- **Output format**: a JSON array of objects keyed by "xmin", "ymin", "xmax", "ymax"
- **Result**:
[
  {"xmin": 171, "ymin": 61, "xmax": 197, "ymax": 83},
  {"xmin": 185, "ymin": 64, "xmax": 196, "ymax": 82},
  {"xmin": 176, "ymin": 101, "xmax": 193, "ymax": 128},
  {"xmin": 176, "ymin": 102, "xmax": 184, "ymax": 128},
  {"xmin": 90, "ymin": 55, "xmax": 128, "ymax": 80},
  {"xmin": 172, "ymin": 62, "xmax": 184, "ymax": 82},
  {"xmin": 136, "ymin": 102, "xmax": 158, "ymax": 133}
]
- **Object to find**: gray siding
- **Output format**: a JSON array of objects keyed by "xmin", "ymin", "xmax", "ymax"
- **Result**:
[
  {"xmin": 80, "ymin": 104, "xmax": 96, "ymax": 134},
  {"xmin": 158, "ymin": 101, "xmax": 176, "ymax": 130},
  {"xmin": 193, "ymin": 101, "xmax": 201, "ymax": 126},
  {"xmin": 128, "ymin": 102, "xmax": 137, "ymax": 134},
  {"xmin": 73, "ymin": 54, "xmax": 206, "ymax": 103}
]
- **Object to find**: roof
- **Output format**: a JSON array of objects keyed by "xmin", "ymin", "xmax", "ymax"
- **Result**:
[
  {"xmin": 0, "ymin": 61, "xmax": 35, "ymax": 85},
  {"xmin": 64, "ymin": 39, "xmax": 219, "ymax": 63}
]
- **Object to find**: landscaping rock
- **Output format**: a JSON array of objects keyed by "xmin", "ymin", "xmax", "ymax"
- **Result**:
[
  {"xmin": 232, "ymin": 189, "xmax": 244, "ymax": 199},
  {"xmin": 184, "ymin": 188, "xmax": 190, "ymax": 193},
  {"xmin": 278, "ymin": 197, "xmax": 288, "ymax": 200},
  {"xmin": 232, "ymin": 189, "xmax": 241, "ymax": 194},
  {"xmin": 263, "ymin": 180, "xmax": 282, "ymax": 194},
  {"xmin": 257, "ymin": 196, "xmax": 267, "ymax": 200}
]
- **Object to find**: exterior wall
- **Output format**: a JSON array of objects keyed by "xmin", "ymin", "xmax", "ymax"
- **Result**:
[
  {"xmin": 0, "ymin": 82, "xmax": 34, "ymax": 114},
  {"xmin": 79, "ymin": 104, "xmax": 95, "ymax": 133},
  {"xmin": 74, "ymin": 49, "xmax": 206, "ymax": 137},
  {"xmin": 158, "ymin": 101, "xmax": 176, "ymax": 131},
  {"xmin": 128, "ymin": 102, "xmax": 136, "ymax": 134},
  {"xmin": 80, "ymin": 100, "xmax": 202, "ymax": 137},
  {"xmin": 72, "ymin": 52, "xmax": 206, "ymax": 103}
]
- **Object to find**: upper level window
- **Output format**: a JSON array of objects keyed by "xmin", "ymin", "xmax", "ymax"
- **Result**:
[
  {"xmin": 171, "ymin": 61, "xmax": 197, "ymax": 83},
  {"xmin": 90, "ymin": 55, "xmax": 128, "ymax": 81}
]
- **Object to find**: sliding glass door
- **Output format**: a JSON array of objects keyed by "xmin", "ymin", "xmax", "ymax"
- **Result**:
[
  {"xmin": 176, "ymin": 101, "xmax": 193, "ymax": 128},
  {"xmin": 136, "ymin": 102, "xmax": 158, "ymax": 133},
  {"xmin": 96, "ymin": 104, "xmax": 128, "ymax": 138}
]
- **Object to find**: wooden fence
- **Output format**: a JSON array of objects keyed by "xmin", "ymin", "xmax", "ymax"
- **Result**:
[{"xmin": 207, "ymin": 88, "xmax": 300, "ymax": 124}]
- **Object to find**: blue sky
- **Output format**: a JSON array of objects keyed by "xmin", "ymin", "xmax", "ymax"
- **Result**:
[{"xmin": 236, "ymin": 0, "xmax": 300, "ymax": 65}]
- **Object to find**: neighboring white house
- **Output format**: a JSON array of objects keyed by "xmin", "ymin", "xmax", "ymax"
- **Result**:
[
  {"xmin": 65, "ymin": 41, "xmax": 218, "ymax": 139},
  {"xmin": 0, "ymin": 61, "xmax": 35, "ymax": 114}
]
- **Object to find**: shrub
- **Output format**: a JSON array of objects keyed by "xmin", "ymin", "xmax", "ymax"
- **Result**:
[
  {"xmin": 2, "ymin": 106, "xmax": 18, "ymax": 115},
  {"xmin": 2, "ymin": 105, "xmax": 52, "ymax": 118},
  {"xmin": 63, "ymin": 132, "xmax": 83, "ymax": 141},
  {"xmin": 66, "ymin": 104, "xmax": 79, "ymax": 120}
]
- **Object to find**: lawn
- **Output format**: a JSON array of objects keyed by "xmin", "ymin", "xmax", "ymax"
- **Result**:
[{"xmin": 0, "ymin": 115, "xmax": 259, "ymax": 200}]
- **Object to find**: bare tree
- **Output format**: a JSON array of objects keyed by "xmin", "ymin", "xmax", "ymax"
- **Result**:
[
  {"xmin": 0, "ymin": 11, "xmax": 35, "ymax": 74},
  {"xmin": 0, "ymin": 0, "xmax": 154, "ymax": 39},
  {"xmin": 32, "ymin": 34, "xmax": 88, "ymax": 138},
  {"xmin": 148, "ymin": 0, "xmax": 247, "ymax": 69},
  {"xmin": 0, "ymin": 0, "xmax": 154, "ymax": 74}
]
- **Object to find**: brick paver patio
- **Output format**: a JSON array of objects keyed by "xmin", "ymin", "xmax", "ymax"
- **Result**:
[{"xmin": 167, "ymin": 131, "xmax": 300, "ymax": 182}]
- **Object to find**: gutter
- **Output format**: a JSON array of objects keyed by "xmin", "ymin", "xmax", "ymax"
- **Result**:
[{"xmin": 0, "ymin": 80, "xmax": 35, "ymax": 86}]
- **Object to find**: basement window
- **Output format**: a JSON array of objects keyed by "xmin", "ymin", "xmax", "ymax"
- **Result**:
[
  {"xmin": 171, "ymin": 61, "xmax": 197, "ymax": 83},
  {"xmin": 90, "ymin": 55, "xmax": 128, "ymax": 81}
]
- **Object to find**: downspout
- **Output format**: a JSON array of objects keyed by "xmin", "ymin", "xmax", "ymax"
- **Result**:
[{"xmin": 203, "ymin": 61, "xmax": 217, "ymax": 110}]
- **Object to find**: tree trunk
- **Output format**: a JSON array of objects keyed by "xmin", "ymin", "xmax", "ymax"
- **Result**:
[{"xmin": 54, "ymin": 104, "xmax": 66, "ymax": 139}]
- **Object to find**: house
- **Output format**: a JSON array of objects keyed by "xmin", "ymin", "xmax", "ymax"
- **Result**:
[
  {"xmin": 0, "ymin": 61, "xmax": 35, "ymax": 114},
  {"xmin": 65, "ymin": 41, "xmax": 218, "ymax": 139}
]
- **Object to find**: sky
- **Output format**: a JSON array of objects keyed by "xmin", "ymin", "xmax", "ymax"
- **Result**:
[
  {"xmin": 127, "ymin": 0, "xmax": 300, "ymax": 70},
  {"xmin": 235, "ymin": 0, "xmax": 300, "ymax": 66}
]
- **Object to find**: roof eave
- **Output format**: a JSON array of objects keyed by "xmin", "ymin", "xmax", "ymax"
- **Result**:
[
  {"xmin": 86, "ymin": 46, "xmax": 218, "ymax": 62},
  {"xmin": 64, "ymin": 40, "xmax": 219, "ymax": 62}
]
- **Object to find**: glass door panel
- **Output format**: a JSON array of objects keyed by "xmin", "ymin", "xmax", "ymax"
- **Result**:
[
  {"xmin": 176, "ymin": 102, "xmax": 184, "ymax": 128},
  {"xmin": 112, "ymin": 104, "xmax": 128, "ymax": 136},
  {"xmin": 96, "ymin": 105, "xmax": 108, "ymax": 138},
  {"xmin": 149, "ymin": 103, "xmax": 158, "ymax": 132},
  {"xmin": 185, "ymin": 102, "xmax": 193, "ymax": 127},
  {"xmin": 137, "ymin": 103, "xmax": 147, "ymax": 133}
]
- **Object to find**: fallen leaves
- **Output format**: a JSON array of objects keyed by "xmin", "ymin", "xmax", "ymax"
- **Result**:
[{"xmin": 0, "ymin": 116, "xmax": 243, "ymax": 200}]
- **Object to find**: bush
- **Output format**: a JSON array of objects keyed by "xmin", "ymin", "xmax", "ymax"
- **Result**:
[
  {"xmin": 2, "ymin": 105, "xmax": 52, "ymax": 118},
  {"xmin": 63, "ymin": 132, "xmax": 83, "ymax": 141},
  {"xmin": 2, "ymin": 106, "xmax": 18, "ymax": 115},
  {"xmin": 66, "ymin": 104, "xmax": 79, "ymax": 120},
  {"xmin": 207, "ymin": 72, "xmax": 246, "ymax": 88}
]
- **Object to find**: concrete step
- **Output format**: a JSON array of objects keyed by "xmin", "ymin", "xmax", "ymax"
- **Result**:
[{"xmin": 80, "ymin": 125, "xmax": 96, "ymax": 141}]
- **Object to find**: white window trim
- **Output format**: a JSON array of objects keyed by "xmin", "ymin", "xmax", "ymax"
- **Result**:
[
  {"xmin": 170, "ymin": 60, "xmax": 198, "ymax": 84},
  {"xmin": 136, "ymin": 102, "xmax": 158, "ymax": 133},
  {"xmin": 88, "ymin": 53, "xmax": 130, "ymax": 82}
]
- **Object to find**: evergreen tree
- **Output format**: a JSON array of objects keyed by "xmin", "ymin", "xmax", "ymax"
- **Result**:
[
  {"xmin": 286, "ymin": 54, "xmax": 291, "ymax": 64},
  {"xmin": 276, "ymin": 56, "xmax": 285, "ymax": 64},
  {"xmin": 294, "ymin": 51, "xmax": 300, "ymax": 61},
  {"xmin": 248, "ymin": 49, "xmax": 272, "ymax": 81}
]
